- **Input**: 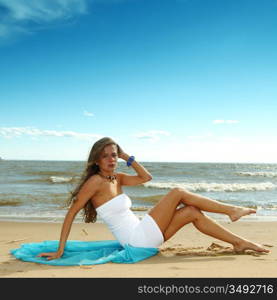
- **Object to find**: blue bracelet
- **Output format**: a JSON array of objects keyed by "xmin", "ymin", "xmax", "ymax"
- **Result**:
[{"xmin": 127, "ymin": 156, "xmax": 135, "ymax": 167}]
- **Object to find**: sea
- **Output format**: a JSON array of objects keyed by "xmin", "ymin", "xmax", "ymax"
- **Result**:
[{"xmin": 1, "ymin": 160, "xmax": 277, "ymax": 223}]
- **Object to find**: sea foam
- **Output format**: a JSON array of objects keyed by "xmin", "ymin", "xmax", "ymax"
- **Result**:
[
  {"xmin": 49, "ymin": 176, "xmax": 73, "ymax": 183},
  {"xmin": 236, "ymin": 171, "xmax": 277, "ymax": 178},
  {"xmin": 143, "ymin": 182, "xmax": 276, "ymax": 192}
]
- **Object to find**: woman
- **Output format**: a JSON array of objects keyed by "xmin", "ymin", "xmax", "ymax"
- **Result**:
[{"xmin": 38, "ymin": 137, "xmax": 269, "ymax": 260}]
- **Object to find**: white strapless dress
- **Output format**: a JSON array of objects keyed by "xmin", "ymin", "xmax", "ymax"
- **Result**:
[{"xmin": 95, "ymin": 193, "xmax": 164, "ymax": 248}]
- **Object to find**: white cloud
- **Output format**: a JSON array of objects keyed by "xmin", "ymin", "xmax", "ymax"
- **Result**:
[
  {"xmin": 0, "ymin": 126, "xmax": 102, "ymax": 141},
  {"xmin": 0, "ymin": 0, "xmax": 88, "ymax": 39},
  {"xmin": 213, "ymin": 120, "xmax": 239, "ymax": 125},
  {"xmin": 134, "ymin": 130, "xmax": 171, "ymax": 142},
  {"xmin": 83, "ymin": 110, "xmax": 94, "ymax": 117}
]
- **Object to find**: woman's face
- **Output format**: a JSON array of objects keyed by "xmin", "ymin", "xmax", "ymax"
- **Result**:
[{"xmin": 97, "ymin": 144, "xmax": 118, "ymax": 173}]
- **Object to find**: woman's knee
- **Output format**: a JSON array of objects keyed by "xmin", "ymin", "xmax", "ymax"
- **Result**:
[
  {"xmin": 184, "ymin": 205, "xmax": 203, "ymax": 220},
  {"xmin": 170, "ymin": 187, "xmax": 189, "ymax": 196}
]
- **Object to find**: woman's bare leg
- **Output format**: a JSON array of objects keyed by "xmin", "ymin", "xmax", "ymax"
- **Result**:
[
  {"xmin": 149, "ymin": 188, "xmax": 255, "ymax": 232},
  {"xmin": 171, "ymin": 188, "xmax": 255, "ymax": 222},
  {"xmin": 149, "ymin": 189, "xmax": 268, "ymax": 253},
  {"xmin": 162, "ymin": 206, "xmax": 269, "ymax": 253}
]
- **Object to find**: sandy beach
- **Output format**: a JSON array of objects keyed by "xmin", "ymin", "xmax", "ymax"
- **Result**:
[{"xmin": 0, "ymin": 220, "xmax": 276, "ymax": 278}]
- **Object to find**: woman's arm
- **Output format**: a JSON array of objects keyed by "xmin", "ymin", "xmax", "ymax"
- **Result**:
[
  {"xmin": 37, "ymin": 176, "xmax": 100, "ymax": 260},
  {"xmin": 37, "ymin": 207, "xmax": 77, "ymax": 260},
  {"xmin": 118, "ymin": 152, "xmax": 152, "ymax": 186}
]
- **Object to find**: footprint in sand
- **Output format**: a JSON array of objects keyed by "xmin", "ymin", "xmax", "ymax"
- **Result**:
[{"xmin": 161, "ymin": 242, "xmax": 270, "ymax": 257}]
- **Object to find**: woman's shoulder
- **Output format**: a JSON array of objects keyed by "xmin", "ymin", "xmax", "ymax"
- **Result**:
[{"xmin": 86, "ymin": 174, "xmax": 103, "ymax": 185}]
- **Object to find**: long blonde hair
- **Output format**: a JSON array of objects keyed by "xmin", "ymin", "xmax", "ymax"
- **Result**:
[{"xmin": 68, "ymin": 137, "xmax": 122, "ymax": 223}]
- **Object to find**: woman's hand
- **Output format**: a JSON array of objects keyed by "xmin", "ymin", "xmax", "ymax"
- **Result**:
[
  {"xmin": 118, "ymin": 151, "xmax": 129, "ymax": 161},
  {"xmin": 37, "ymin": 251, "xmax": 63, "ymax": 260}
]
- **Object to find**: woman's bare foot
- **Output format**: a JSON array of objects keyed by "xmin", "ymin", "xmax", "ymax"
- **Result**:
[
  {"xmin": 229, "ymin": 207, "xmax": 256, "ymax": 222},
  {"xmin": 233, "ymin": 240, "xmax": 270, "ymax": 253}
]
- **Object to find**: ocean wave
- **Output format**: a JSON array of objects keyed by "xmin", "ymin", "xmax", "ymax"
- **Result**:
[
  {"xmin": 260, "ymin": 205, "xmax": 277, "ymax": 210},
  {"xmin": 16, "ymin": 176, "xmax": 79, "ymax": 184},
  {"xmin": 143, "ymin": 182, "xmax": 277, "ymax": 192},
  {"xmin": 49, "ymin": 176, "xmax": 75, "ymax": 183},
  {"xmin": 236, "ymin": 172, "xmax": 277, "ymax": 178}
]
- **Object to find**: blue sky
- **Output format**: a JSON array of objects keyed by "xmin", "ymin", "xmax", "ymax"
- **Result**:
[{"xmin": 0, "ymin": 0, "xmax": 277, "ymax": 162}]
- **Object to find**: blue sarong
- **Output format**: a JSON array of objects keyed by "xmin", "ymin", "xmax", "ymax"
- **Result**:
[{"xmin": 10, "ymin": 240, "xmax": 158, "ymax": 266}]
